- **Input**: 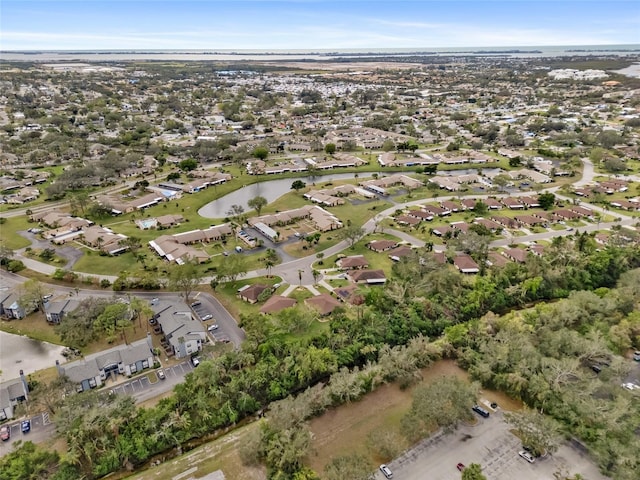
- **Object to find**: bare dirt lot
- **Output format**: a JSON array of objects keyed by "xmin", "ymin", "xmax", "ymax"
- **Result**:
[{"xmin": 307, "ymin": 360, "xmax": 469, "ymax": 474}]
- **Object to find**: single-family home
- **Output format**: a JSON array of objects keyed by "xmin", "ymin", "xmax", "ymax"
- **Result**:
[
  {"xmin": 305, "ymin": 294, "xmax": 342, "ymax": 316},
  {"xmin": 238, "ymin": 284, "xmax": 269, "ymax": 304},
  {"xmin": 260, "ymin": 295, "xmax": 297, "ymax": 314},
  {"xmin": 337, "ymin": 255, "xmax": 369, "ymax": 270},
  {"xmin": 350, "ymin": 269, "xmax": 387, "ymax": 284}
]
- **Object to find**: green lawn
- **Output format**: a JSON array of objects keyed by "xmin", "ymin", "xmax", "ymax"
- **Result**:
[
  {"xmin": 212, "ymin": 276, "xmax": 282, "ymax": 319},
  {"xmin": 73, "ymin": 250, "xmax": 138, "ymax": 276},
  {"xmin": 0, "ymin": 216, "xmax": 32, "ymax": 249}
]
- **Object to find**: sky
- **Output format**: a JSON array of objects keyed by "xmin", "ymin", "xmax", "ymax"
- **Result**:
[{"xmin": 1, "ymin": 0, "xmax": 639, "ymax": 51}]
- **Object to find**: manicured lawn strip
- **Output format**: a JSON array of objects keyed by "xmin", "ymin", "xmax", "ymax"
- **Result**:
[{"xmin": 72, "ymin": 250, "xmax": 139, "ymax": 276}]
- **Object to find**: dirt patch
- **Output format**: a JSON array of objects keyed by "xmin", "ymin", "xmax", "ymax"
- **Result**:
[{"xmin": 307, "ymin": 360, "xmax": 469, "ymax": 474}]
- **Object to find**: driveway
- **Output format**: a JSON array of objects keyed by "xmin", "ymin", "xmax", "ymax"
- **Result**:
[{"xmin": 376, "ymin": 410, "xmax": 609, "ymax": 480}]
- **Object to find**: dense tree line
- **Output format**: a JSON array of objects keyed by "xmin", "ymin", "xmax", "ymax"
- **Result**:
[{"xmin": 1, "ymin": 241, "xmax": 639, "ymax": 479}]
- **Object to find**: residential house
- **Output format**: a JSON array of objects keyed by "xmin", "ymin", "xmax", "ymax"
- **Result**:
[
  {"xmin": 305, "ymin": 294, "xmax": 342, "ymax": 316},
  {"xmin": 0, "ymin": 374, "xmax": 29, "ymax": 420},
  {"xmin": 0, "ymin": 291, "xmax": 26, "ymax": 319},
  {"xmin": 337, "ymin": 255, "xmax": 369, "ymax": 270},
  {"xmin": 367, "ymin": 240, "xmax": 398, "ymax": 252},
  {"xmin": 395, "ymin": 215, "xmax": 421, "ymax": 226},
  {"xmin": 453, "ymin": 254, "xmax": 480, "ymax": 274},
  {"xmin": 501, "ymin": 197, "xmax": 524, "ymax": 209},
  {"xmin": 56, "ymin": 337, "xmax": 154, "ymax": 392},
  {"xmin": 350, "ymin": 269, "xmax": 387, "ymax": 284},
  {"xmin": 260, "ymin": 295, "xmax": 297, "ymax": 314},
  {"xmin": 238, "ymin": 284, "xmax": 269, "ymax": 304},
  {"xmin": 503, "ymin": 248, "xmax": 529, "ymax": 263},
  {"xmin": 81, "ymin": 225, "xmax": 128, "ymax": 255},
  {"xmin": 388, "ymin": 245, "xmax": 413, "ymax": 262},
  {"xmin": 487, "ymin": 251, "xmax": 510, "ymax": 267},
  {"xmin": 514, "ymin": 215, "xmax": 547, "ymax": 227},
  {"xmin": 45, "ymin": 299, "xmax": 80, "ymax": 324},
  {"xmin": 152, "ymin": 302, "xmax": 206, "ymax": 359},
  {"xmin": 520, "ymin": 196, "xmax": 541, "ymax": 208}
]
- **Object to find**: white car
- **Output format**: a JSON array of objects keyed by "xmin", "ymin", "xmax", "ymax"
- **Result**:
[
  {"xmin": 379, "ymin": 464, "xmax": 393, "ymax": 478},
  {"xmin": 207, "ymin": 324, "xmax": 219, "ymax": 332},
  {"xmin": 518, "ymin": 450, "xmax": 535, "ymax": 463},
  {"xmin": 622, "ymin": 382, "xmax": 640, "ymax": 391},
  {"xmin": 202, "ymin": 314, "xmax": 213, "ymax": 321}
]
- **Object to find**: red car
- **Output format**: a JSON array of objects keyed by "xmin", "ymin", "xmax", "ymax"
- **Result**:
[
  {"xmin": 0, "ymin": 425, "xmax": 10, "ymax": 441},
  {"xmin": 456, "ymin": 463, "xmax": 465, "ymax": 471}
]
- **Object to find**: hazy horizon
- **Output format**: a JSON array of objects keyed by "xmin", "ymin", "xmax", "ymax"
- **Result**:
[{"xmin": 2, "ymin": 1, "xmax": 639, "ymax": 51}]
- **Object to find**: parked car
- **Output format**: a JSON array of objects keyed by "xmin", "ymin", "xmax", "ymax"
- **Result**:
[
  {"xmin": 202, "ymin": 314, "xmax": 213, "ymax": 321},
  {"xmin": 0, "ymin": 425, "xmax": 10, "ymax": 441},
  {"xmin": 379, "ymin": 464, "xmax": 393, "ymax": 478},
  {"xmin": 157, "ymin": 369, "xmax": 166, "ymax": 380},
  {"xmin": 472, "ymin": 405, "xmax": 490, "ymax": 418},
  {"xmin": 21, "ymin": 419, "xmax": 31, "ymax": 433},
  {"xmin": 518, "ymin": 450, "xmax": 535, "ymax": 463},
  {"xmin": 191, "ymin": 301, "xmax": 202, "ymax": 307},
  {"xmin": 633, "ymin": 351, "xmax": 640, "ymax": 361},
  {"xmin": 207, "ymin": 324, "xmax": 219, "ymax": 332},
  {"xmin": 456, "ymin": 462, "xmax": 465, "ymax": 471},
  {"xmin": 191, "ymin": 357, "xmax": 200, "ymax": 367}
]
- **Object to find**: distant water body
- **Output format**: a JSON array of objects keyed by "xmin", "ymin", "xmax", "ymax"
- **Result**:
[{"xmin": 2, "ymin": 45, "xmax": 640, "ymax": 62}]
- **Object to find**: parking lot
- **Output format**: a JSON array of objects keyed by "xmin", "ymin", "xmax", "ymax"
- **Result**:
[
  {"xmin": 376, "ymin": 408, "xmax": 610, "ymax": 480},
  {"xmin": 190, "ymin": 295, "xmax": 234, "ymax": 344},
  {"xmin": 0, "ymin": 411, "xmax": 55, "ymax": 451}
]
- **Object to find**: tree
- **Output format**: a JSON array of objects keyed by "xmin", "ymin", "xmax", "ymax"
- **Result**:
[
  {"xmin": 382, "ymin": 139, "xmax": 395, "ymax": 152},
  {"xmin": 538, "ymin": 192, "xmax": 556, "ymax": 211},
  {"xmin": 248, "ymin": 196, "xmax": 268, "ymax": 216},
  {"xmin": 226, "ymin": 204, "xmax": 245, "ymax": 224},
  {"xmin": 338, "ymin": 224, "xmax": 365, "ymax": 248},
  {"xmin": 401, "ymin": 376, "xmax": 478, "ymax": 442},
  {"xmin": 0, "ymin": 440, "xmax": 60, "ymax": 479},
  {"xmin": 95, "ymin": 302, "xmax": 132, "ymax": 342},
  {"xmin": 504, "ymin": 409, "xmax": 561, "ymax": 457},
  {"xmin": 216, "ymin": 254, "xmax": 248, "ymax": 283},
  {"xmin": 462, "ymin": 464, "xmax": 487, "ymax": 480},
  {"xmin": 291, "ymin": 180, "xmax": 306, "ymax": 192},
  {"xmin": 263, "ymin": 248, "xmax": 278, "ymax": 276},
  {"xmin": 167, "ymin": 258, "xmax": 204, "ymax": 300},
  {"xmin": 473, "ymin": 200, "xmax": 488, "ymax": 216},
  {"xmin": 324, "ymin": 143, "xmax": 336, "ymax": 155},
  {"xmin": 120, "ymin": 236, "xmax": 142, "ymax": 256},
  {"xmin": 324, "ymin": 453, "xmax": 371, "ymax": 480},
  {"xmin": 19, "ymin": 279, "xmax": 49, "ymax": 313},
  {"xmin": 178, "ymin": 158, "xmax": 198, "ymax": 171},
  {"xmin": 252, "ymin": 146, "xmax": 269, "ymax": 160}
]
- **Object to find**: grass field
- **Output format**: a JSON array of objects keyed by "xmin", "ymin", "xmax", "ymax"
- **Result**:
[{"xmin": 0, "ymin": 216, "xmax": 32, "ymax": 249}]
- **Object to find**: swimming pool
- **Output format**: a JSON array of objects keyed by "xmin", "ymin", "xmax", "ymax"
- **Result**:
[{"xmin": 136, "ymin": 218, "xmax": 158, "ymax": 229}]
